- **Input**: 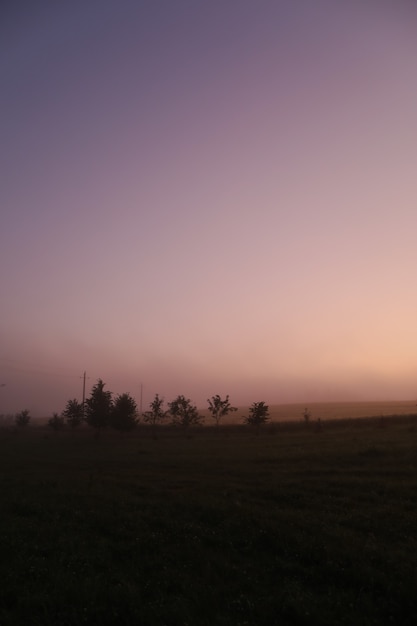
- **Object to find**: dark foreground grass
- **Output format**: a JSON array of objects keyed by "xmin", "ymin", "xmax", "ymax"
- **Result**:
[{"xmin": 1, "ymin": 420, "xmax": 416, "ymax": 625}]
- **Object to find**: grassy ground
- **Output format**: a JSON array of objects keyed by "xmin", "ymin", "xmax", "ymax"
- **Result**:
[
  {"xmin": 1, "ymin": 418, "xmax": 416, "ymax": 625},
  {"xmin": 199, "ymin": 400, "xmax": 417, "ymax": 424}
]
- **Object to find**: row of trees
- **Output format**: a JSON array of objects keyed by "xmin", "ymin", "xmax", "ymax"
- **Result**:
[{"xmin": 12, "ymin": 380, "xmax": 271, "ymax": 434}]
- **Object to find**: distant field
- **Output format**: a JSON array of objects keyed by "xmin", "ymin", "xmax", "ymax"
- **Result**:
[
  {"xmin": 1, "ymin": 418, "xmax": 417, "ymax": 625},
  {"xmin": 201, "ymin": 399, "xmax": 417, "ymax": 425},
  {"xmin": 20, "ymin": 400, "xmax": 417, "ymax": 427}
]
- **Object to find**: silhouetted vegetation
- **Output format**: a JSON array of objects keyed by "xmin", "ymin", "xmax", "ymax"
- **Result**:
[
  {"xmin": 244, "ymin": 401, "xmax": 270, "ymax": 431},
  {"xmin": 207, "ymin": 394, "xmax": 237, "ymax": 428},
  {"xmin": 47, "ymin": 412, "xmax": 65, "ymax": 431},
  {"xmin": 84, "ymin": 379, "xmax": 112, "ymax": 437},
  {"xmin": 143, "ymin": 393, "xmax": 168, "ymax": 437},
  {"xmin": 110, "ymin": 392, "xmax": 138, "ymax": 433},
  {"xmin": 303, "ymin": 406, "xmax": 311, "ymax": 424},
  {"xmin": 62, "ymin": 398, "xmax": 84, "ymax": 430},
  {"xmin": 168, "ymin": 394, "xmax": 203, "ymax": 429},
  {"xmin": 14, "ymin": 409, "xmax": 30, "ymax": 428}
]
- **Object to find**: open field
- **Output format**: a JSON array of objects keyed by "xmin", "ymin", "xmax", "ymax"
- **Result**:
[
  {"xmin": 1, "ymin": 417, "xmax": 417, "ymax": 625},
  {"xmin": 200, "ymin": 400, "xmax": 417, "ymax": 425},
  {"xmin": 19, "ymin": 399, "xmax": 417, "ymax": 427}
]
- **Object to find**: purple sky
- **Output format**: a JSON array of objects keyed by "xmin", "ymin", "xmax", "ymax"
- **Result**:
[{"xmin": 2, "ymin": 0, "xmax": 417, "ymax": 415}]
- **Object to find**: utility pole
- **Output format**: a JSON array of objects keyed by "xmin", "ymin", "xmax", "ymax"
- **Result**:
[
  {"xmin": 0, "ymin": 385, "xmax": 5, "ymax": 418},
  {"xmin": 80, "ymin": 372, "xmax": 89, "ymax": 419},
  {"xmin": 82, "ymin": 372, "xmax": 86, "ymax": 405},
  {"xmin": 140, "ymin": 383, "xmax": 143, "ymax": 416}
]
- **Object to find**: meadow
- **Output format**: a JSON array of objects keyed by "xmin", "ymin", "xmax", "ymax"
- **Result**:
[
  {"xmin": 200, "ymin": 400, "xmax": 417, "ymax": 424},
  {"xmin": 1, "ymin": 416, "xmax": 417, "ymax": 625}
]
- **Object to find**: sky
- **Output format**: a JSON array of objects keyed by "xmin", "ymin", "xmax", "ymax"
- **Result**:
[{"xmin": 2, "ymin": 0, "xmax": 417, "ymax": 416}]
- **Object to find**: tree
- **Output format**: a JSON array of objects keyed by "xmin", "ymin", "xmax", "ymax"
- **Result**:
[
  {"xmin": 110, "ymin": 393, "xmax": 139, "ymax": 433},
  {"xmin": 84, "ymin": 379, "xmax": 113, "ymax": 437},
  {"xmin": 15, "ymin": 409, "xmax": 30, "ymax": 428},
  {"xmin": 143, "ymin": 394, "xmax": 168, "ymax": 437},
  {"xmin": 244, "ymin": 401, "xmax": 270, "ymax": 432},
  {"xmin": 303, "ymin": 407, "xmax": 311, "ymax": 425},
  {"xmin": 48, "ymin": 412, "xmax": 65, "ymax": 431},
  {"xmin": 168, "ymin": 395, "xmax": 203, "ymax": 429},
  {"xmin": 62, "ymin": 398, "xmax": 84, "ymax": 430},
  {"xmin": 207, "ymin": 394, "xmax": 237, "ymax": 428}
]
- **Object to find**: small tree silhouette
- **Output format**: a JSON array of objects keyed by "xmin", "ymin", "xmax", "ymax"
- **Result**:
[
  {"xmin": 315, "ymin": 417, "xmax": 323, "ymax": 433},
  {"xmin": 168, "ymin": 395, "xmax": 203, "ymax": 430},
  {"xmin": 62, "ymin": 398, "xmax": 84, "ymax": 430},
  {"xmin": 207, "ymin": 394, "xmax": 237, "ymax": 428},
  {"xmin": 48, "ymin": 412, "xmax": 65, "ymax": 431},
  {"xmin": 110, "ymin": 393, "xmax": 139, "ymax": 433},
  {"xmin": 143, "ymin": 394, "xmax": 168, "ymax": 437},
  {"xmin": 244, "ymin": 401, "xmax": 270, "ymax": 433},
  {"xmin": 85, "ymin": 379, "xmax": 113, "ymax": 438},
  {"xmin": 15, "ymin": 409, "xmax": 30, "ymax": 428},
  {"xmin": 303, "ymin": 407, "xmax": 311, "ymax": 425}
]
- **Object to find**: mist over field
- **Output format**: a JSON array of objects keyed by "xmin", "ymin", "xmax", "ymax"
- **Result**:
[{"xmin": 2, "ymin": 352, "xmax": 417, "ymax": 418}]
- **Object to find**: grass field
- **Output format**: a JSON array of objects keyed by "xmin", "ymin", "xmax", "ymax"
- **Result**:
[
  {"xmin": 1, "ymin": 417, "xmax": 417, "ymax": 625},
  {"xmin": 199, "ymin": 400, "xmax": 417, "ymax": 425},
  {"xmin": 5, "ymin": 399, "xmax": 417, "ymax": 428}
]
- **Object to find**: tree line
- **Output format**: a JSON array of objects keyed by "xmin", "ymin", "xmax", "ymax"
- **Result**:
[{"xmin": 10, "ymin": 379, "xmax": 271, "ymax": 435}]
